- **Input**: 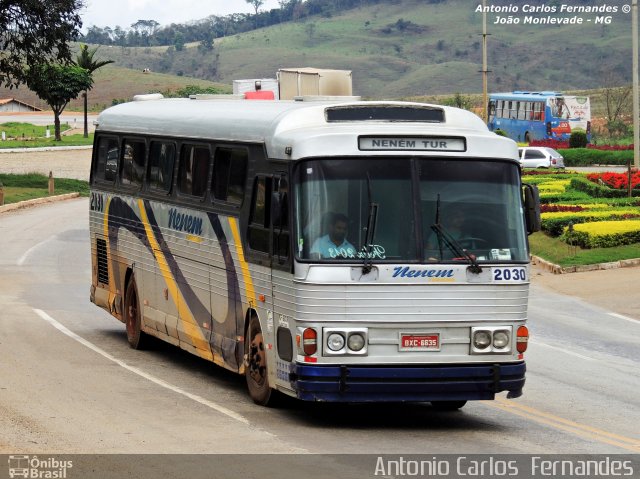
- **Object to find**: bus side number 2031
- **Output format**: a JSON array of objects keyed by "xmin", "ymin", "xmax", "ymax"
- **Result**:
[
  {"xmin": 493, "ymin": 268, "xmax": 527, "ymax": 282},
  {"xmin": 90, "ymin": 192, "xmax": 104, "ymax": 212}
]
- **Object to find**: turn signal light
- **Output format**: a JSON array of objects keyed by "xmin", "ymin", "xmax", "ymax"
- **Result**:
[
  {"xmin": 516, "ymin": 325, "xmax": 529, "ymax": 353},
  {"xmin": 302, "ymin": 328, "xmax": 317, "ymax": 356}
]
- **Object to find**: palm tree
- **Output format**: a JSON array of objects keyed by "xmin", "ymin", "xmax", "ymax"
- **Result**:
[{"xmin": 75, "ymin": 44, "xmax": 114, "ymax": 138}]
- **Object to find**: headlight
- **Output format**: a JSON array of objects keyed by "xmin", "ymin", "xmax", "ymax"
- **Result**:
[
  {"xmin": 473, "ymin": 330, "xmax": 492, "ymax": 349},
  {"xmin": 323, "ymin": 328, "xmax": 368, "ymax": 356},
  {"xmin": 493, "ymin": 330, "xmax": 510, "ymax": 349},
  {"xmin": 327, "ymin": 333, "xmax": 345, "ymax": 351},
  {"xmin": 347, "ymin": 333, "xmax": 365, "ymax": 351},
  {"xmin": 471, "ymin": 327, "xmax": 513, "ymax": 354}
]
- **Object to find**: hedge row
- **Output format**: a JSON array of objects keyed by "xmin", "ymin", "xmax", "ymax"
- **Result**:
[
  {"xmin": 569, "ymin": 177, "xmax": 640, "ymax": 198},
  {"xmin": 541, "ymin": 210, "xmax": 640, "ymax": 236},
  {"xmin": 560, "ymin": 149, "xmax": 634, "ymax": 166},
  {"xmin": 562, "ymin": 221, "xmax": 640, "ymax": 248}
]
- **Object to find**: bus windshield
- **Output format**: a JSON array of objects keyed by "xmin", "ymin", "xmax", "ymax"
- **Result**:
[{"xmin": 294, "ymin": 158, "xmax": 528, "ymax": 263}]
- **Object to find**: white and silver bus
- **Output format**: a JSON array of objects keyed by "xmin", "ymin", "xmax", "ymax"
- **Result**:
[{"xmin": 89, "ymin": 96, "xmax": 541, "ymax": 409}]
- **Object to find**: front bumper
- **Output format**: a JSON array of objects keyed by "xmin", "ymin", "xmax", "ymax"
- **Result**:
[{"xmin": 290, "ymin": 362, "xmax": 526, "ymax": 402}]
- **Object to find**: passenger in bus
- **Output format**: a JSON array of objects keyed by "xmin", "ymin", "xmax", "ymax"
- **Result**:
[{"xmin": 310, "ymin": 213, "xmax": 356, "ymax": 259}]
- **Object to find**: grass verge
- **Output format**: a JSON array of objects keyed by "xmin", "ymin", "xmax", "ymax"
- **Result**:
[
  {"xmin": 0, "ymin": 133, "xmax": 94, "ymax": 149},
  {"xmin": 529, "ymin": 231, "xmax": 640, "ymax": 267},
  {"xmin": 0, "ymin": 173, "xmax": 89, "ymax": 204}
]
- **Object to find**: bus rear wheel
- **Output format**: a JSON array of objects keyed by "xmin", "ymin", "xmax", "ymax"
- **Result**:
[
  {"xmin": 431, "ymin": 400, "xmax": 467, "ymax": 411},
  {"xmin": 124, "ymin": 277, "xmax": 149, "ymax": 350},
  {"xmin": 244, "ymin": 315, "xmax": 273, "ymax": 406},
  {"xmin": 525, "ymin": 132, "xmax": 532, "ymax": 143}
]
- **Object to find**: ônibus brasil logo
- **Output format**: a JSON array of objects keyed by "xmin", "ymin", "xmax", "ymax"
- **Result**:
[{"xmin": 8, "ymin": 455, "xmax": 73, "ymax": 479}]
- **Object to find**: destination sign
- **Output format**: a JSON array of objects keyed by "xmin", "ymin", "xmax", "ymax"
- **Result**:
[{"xmin": 359, "ymin": 136, "xmax": 466, "ymax": 152}]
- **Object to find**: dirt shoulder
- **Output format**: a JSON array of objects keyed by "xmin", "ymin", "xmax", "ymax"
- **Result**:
[
  {"xmin": 0, "ymin": 148, "xmax": 91, "ymax": 180},
  {"xmin": 531, "ymin": 263, "xmax": 640, "ymax": 320}
]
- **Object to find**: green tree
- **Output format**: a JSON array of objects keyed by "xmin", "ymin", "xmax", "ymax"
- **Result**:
[
  {"xmin": 75, "ymin": 44, "xmax": 114, "ymax": 137},
  {"xmin": 443, "ymin": 93, "xmax": 474, "ymax": 111},
  {"xmin": 246, "ymin": 0, "xmax": 265, "ymax": 28},
  {"xmin": 246, "ymin": 0, "xmax": 265, "ymax": 15},
  {"xmin": 174, "ymin": 32, "xmax": 185, "ymax": 51},
  {"xmin": 26, "ymin": 64, "xmax": 92, "ymax": 141},
  {"xmin": 0, "ymin": 0, "xmax": 84, "ymax": 88}
]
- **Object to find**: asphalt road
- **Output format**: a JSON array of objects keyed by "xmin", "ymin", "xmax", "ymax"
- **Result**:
[{"xmin": 0, "ymin": 200, "xmax": 638, "ymax": 463}]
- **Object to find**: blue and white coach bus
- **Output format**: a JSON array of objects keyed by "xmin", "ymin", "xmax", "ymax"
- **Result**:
[{"xmin": 89, "ymin": 95, "xmax": 541, "ymax": 409}]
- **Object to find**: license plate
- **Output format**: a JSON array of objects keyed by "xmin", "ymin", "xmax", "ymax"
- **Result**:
[{"xmin": 399, "ymin": 333, "xmax": 440, "ymax": 351}]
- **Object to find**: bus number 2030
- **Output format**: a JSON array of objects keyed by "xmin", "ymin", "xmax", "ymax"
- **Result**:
[{"xmin": 493, "ymin": 268, "xmax": 527, "ymax": 282}]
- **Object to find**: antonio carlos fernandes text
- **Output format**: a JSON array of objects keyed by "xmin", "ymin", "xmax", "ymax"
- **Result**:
[{"xmin": 374, "ymin": 456, "xmax": 635, "ymax": 476}]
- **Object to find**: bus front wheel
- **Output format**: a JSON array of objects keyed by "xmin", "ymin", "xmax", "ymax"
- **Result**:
[
  {"xmin": 124, "ymin": 277, "xmax": 150, "ymax": 350},
  {"xmin": 244, "ymin": 315, "xmax": 273, "ymax": 406},
  {"xmin": 525, "ymin": 132, "xmax": 532, "ymax": 143},
  {"xmin": 431, "ymin": 400, "xmax": 467, "ymax": 411}
]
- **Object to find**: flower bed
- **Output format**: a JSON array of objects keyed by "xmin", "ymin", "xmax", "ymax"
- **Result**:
[
  {"xmin": 523, "ymin": 171, "xmax": 640, "ymax": 251},
  {"xmin": 541, "ymin": 209, "xmax": 640, "ymax": 236},
  {"xmin": 538, "ymin": 180, "xmax": 571, "ymax": 197},
  {"xmin": 587, "ymin": 171, "xmax": 640, "ymax": 190},
  {"xmin": 562, "ymin": 220, "xmax": 640, "ymax": 248}
]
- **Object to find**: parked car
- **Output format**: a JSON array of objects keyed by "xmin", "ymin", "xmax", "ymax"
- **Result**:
[{"xmin": 517, "ymin": 147, "xmax": 565, "ymax": 169}]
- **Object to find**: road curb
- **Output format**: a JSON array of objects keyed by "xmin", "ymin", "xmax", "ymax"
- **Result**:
[
  {"xmin": 0, "ymin": 145, "xmax": 93, "ymax": 153},
  {"xmin": 531, "ymin": 255, "xmax": 640, "ymax": 274},
  {"xmin": 0, "ymin": 192, "xmax": 81, "ymax": 214}
]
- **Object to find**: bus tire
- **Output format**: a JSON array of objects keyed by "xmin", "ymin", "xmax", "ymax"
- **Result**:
[
  {"xmin": 524, "ymin": 132, "xmax": 531, "ymax": 143},
  {"xmin": 124, "ymin": 277, "xmax": 149, "ymax": 350},
  {"xmin": 430, "ymin": 400, "xmax": 467, "ymax": 411},
  {"xmin": 244, "ymin": 315, "xmax": 273, "ymax": 406}
]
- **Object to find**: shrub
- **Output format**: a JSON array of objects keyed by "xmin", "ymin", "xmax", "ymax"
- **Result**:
[
  {"xmin": 529, "ymin": 139, "xmax": 634, "ymax": 151},
  {"xmin": 543, "ymin": 209, "xmax": 640, "ymax": 236},
  {"xmin": 561, "ymin": 149, "xmax": 634, "ymax": 166},
  {"xmin": 569, "ymin": 131, "xmax": 588, "ymax": 148},
  {"xmin": 494, "ymin": 129, "xmax": 507, "ymax": 137},
  {"xmin": 562, "ymin": 220, "xmax": 640, "ymax": 248}
]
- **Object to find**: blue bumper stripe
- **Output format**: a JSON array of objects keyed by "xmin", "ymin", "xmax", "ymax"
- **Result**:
[{"xmin": 290, "ymin": 362, "xmax": 526, "ymax": 402}]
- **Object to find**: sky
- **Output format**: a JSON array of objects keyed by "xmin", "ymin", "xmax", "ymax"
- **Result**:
[{"xmin": 80, "ymin": 0, "xmax": 282, "ymax": 31}]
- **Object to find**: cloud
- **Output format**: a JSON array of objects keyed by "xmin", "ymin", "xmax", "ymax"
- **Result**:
[{"xmin": 81, "ymin": 0, "xmax": 281, "ymax": 30}]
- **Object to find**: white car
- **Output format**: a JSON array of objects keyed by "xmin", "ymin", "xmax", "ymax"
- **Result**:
[{"xmin": 517, "ymin": 147, "xmax": 565, "ymax": 169}]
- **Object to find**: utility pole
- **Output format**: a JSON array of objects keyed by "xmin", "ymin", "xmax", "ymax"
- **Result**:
[
  {"xmin": 481, "ymin": 0, "xmax": 490, "ymax": 123},
  {"xmin": 633, "ymin": 0, "xmax": 639, "ymax": 167}
]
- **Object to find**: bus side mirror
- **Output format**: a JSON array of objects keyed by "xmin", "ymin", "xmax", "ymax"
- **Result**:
[{"xmin": 523, "ymin": 184, "xmax": 541, "ymax": 234}]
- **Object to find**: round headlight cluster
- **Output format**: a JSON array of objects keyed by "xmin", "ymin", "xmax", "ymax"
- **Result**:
[
  {"xmin": 493, "ymin": 330, "xmax": 510, "ymax": 349},
  {"xmin": 324, "ymin": 330, "xmax": 367, "ymax": 355},
  {"xmin": 473, "ymin": 330, "xmax": 492, "ymax": 349},
  {"xmin": 327, "ymin": 333, "xmax": 345, "ymax": 351},
  {"xmin": 347, "ymin": 333, "xmax": 365, "ymax": 351}
]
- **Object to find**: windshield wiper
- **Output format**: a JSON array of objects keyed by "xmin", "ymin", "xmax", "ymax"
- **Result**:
[
  {"xmin": 362, "ymin": 172, "xmax": 379, "ymax": 275},
  {"xmin": 431, "ymin": 195, "xmax": 482, "ymax": 274}
]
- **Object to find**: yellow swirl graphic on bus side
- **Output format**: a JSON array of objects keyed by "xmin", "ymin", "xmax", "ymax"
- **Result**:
[
  {"xmin": 137, "ymin": 199, "xmax": 214, "ymax": 361},
  {"xmin": 228, "ymin": 217, "xmax": 257, "ymax": 308}
]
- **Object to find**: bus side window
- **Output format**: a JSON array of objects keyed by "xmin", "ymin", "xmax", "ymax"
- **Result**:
[
  {"xmin": 148, "ymin": 141, "xmax": 176, "ymax": 193},
  {"xmin": 488, "ymin": 101, "xmax": 496, "ymax": 120},
  {"xmin": 248, "ymin": 176, "xmax": 271, "ymax": 253},
  {"xmin": 272, "ymin": 176, "xmax": 290, "ymax": 262},
  {"xmin": 212, "ymin": 147, "xmax": 247, "ymax": 206},
  {"xmin": 179, "ymin": 144, "xmax": 210, "ymax": 197},
  {"xmin": 94, "ymin": 136, "xmax": 120, "ymax": 183},
  {"xmin": 120, "ymin": 139, "xmax": 146, "ymax": 189}
]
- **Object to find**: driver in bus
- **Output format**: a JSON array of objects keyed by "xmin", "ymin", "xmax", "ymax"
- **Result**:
[
  {"xmin": 425, "ymin": 208, "xmax": 478, "ymax": 260},
  {"xmin": 310, "ymin": 213, "xmax": 356, "ymax": 259}
]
